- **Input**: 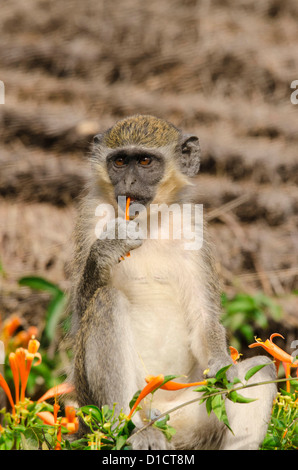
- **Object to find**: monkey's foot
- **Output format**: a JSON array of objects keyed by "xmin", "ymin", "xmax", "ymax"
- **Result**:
[{"xmin": 130, "ymin": 427, "xmax": 173, "ymax": 450}]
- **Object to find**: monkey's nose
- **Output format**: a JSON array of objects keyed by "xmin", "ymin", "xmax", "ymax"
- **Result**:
[{"xmin": 124, "ymin": 174, "xmax": 137, "ymax": 188}]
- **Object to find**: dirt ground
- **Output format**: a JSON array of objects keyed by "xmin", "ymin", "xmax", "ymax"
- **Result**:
[{"xmin": 0, "ymin": 0, "xmax": 297, "ymax": 345}]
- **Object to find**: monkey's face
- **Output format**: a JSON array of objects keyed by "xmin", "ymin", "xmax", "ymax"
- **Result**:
[
  {"xmin": 106, "ymin": 148, "xmax": 165, "ymax": 213},
  {"xmin": 92, "ymin": 115, "xmax": 201, "ymax": 216}
]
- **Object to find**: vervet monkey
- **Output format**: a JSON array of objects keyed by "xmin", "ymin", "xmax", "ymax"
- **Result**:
[{"xmin": 68, "ymin": 115, "xmax": 276, "ymax": 450}]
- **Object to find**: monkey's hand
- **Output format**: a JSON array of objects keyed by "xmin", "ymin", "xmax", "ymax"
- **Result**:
[
  {"xmin": 96, "ymin": 218, "xmax": 144, "ymax": 265},
  {"xmin": 129, "ymin": 427, "xmax": 173, "ymax": 450},
  {"xmin": 99, "ymin": 217, "xmax": 144, "ymax": 248},
  {"xmin": 77, "ymin": 219, "xmax": 144, "ymax": 302},
  {"xmin": 205, "ymin": 356, "xmax": 236, "ymax": 381}
]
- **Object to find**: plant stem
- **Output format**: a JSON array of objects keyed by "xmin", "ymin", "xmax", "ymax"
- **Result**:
[{"xmin": 126, "ymin": 376, "xmax": 295, "ymax": 444}]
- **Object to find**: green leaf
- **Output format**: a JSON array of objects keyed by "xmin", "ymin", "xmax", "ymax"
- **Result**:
[
  {"xmin": 18, "ymin": 276, "xmax": 63, "ymax": 296},
  {"xmin": 224, "ymin": 295, "xmax": 256, "ymax": 314},
  {"xmin": 271, "ymin": 417, "xmax": 287, "ymax": 431},
  {"xmin": 193, "ymin": 385, "xmax": 211, "ymax": 393},
  {"xmin": 211, "ymin": 394, "xmax": 224, "ymax": 420},
  {"xmin": 20, "ymin": 428, "xmax": 39, "ymax": 450},
  {"xmin": 19, "ymin": 276, "xmax": 67, "ymax": 343},
  {"xmin": 261, "ymin": 435, "xmax": 280, "ymax": 450},
  {"xmin": 154, "ymin": 422, "xmax": 176, "ymax": 441},
  {"xmin": 215, "ymin": 364, "xmax": 232, "ymax": 381},
  {"xmin": 214, "ymin": 398, "xmax": 233, "ymax": 434},
  {"xmin": 153, "ymin": 415, "xmax": 176, "ymax": 441},
  {"xmin": 44, "ymin": 291, "xmax": 67, "ymax": 342},
  {"xmin": 254, "ymin": 310, "xmax": 269, "ymax": 329},
  {"xmin": 223, "ymin": 312, "xmax": 246, "ymax": 331},
  {"xmin": 129, "ymin": 390, "xmax": 141, "ymax": 410},
  {"xmin": 255, "ymin": 293, "xmax": 282, "ymax": 318},
  {"xmin": 232, "ymin": 377, "xmax": 242, "ymax": 385},
  {"xmin": 102, "ymin": 404, "xmax": 113, "ymax": 421},
  {"xmin": 153, "ymin": 414, "xmax": 170, "ymax": 428},
  {"xmin": 244, "ymin": 362, "xmax": 272, "ymax": 381},
  {"xmin": 228, "ymin": 390, "xmax": 256, "ymax": 404},
  {"xmin": 205, "ymin": 396, "xmax": 212, "ymax": 415},
  {"xmin": 121, "ymin": 418, "xmax": 135, "ymax": 436},
  {"xmin": 291, "ymin": 434, "xmax": 298, "ymax": 448},
  {"xmin": 115, "ymin": 435, "xmax": 127, "ymax": 450},
  {"xmin": 2, "ymin": 432, "xmax": 14, "ymax": 450},
  {"xmin": 69, "ymin": 438, "xmax": 90, "ymax": 450},
  {"xmin": 163, "ymin": 426, "xmax": 177, "ymax": 441},
  {"xmin": 42, "ymin": 432, "xmax": 56, "ymax": 450},
  {"xmin": 238, "ymin": 323, "xmax": 254, "ymax": 342},
  {"xmin": 161, "ymin": 375, "xmax": 179, "ymax": 387},
  {"xmin": 79, "ymin": 405, "xmax": 103, "ymax": 423}
]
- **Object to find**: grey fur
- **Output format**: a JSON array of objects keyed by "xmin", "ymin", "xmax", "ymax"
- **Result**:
[{"xmin": 68, "ymin": 115, "xmax": 276, "ymax": 450}]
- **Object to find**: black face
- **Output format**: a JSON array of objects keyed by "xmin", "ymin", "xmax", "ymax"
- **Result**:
[{"xmin": 106, "ymin": 148, "xmax": 165, "ymax": 213}]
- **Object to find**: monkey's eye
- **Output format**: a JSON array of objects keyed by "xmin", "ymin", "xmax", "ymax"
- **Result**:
[
  {"xmin": 114, "ymin": 156, "xmax": 127, "ymax": 167},
  {"xmin": 138, "ymin": 156, "xmax": 152, "ymax": 166}
]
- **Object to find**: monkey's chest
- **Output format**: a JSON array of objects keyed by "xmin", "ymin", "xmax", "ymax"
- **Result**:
[
  {"xmin": 110, "ymin": 248, "xmax": 195, "ymax": 376},
  {"xmin": 124, "ymin": 278, "xmax": 193, "ymax": 376}
]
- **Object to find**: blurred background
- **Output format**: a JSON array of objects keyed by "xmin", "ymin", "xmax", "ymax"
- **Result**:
[{"xmin": 0, "ymin": 0, "xmax": 297, "ymax": 357}]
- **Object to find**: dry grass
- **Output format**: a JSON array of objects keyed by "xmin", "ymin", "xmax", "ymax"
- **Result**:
[{"xmin": 0, "ymin": 0, "xmax": 297, "ymax": 331}]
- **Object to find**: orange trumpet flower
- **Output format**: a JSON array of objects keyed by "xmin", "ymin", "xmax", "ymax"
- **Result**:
[
  {"xmin": 129, "ymin": 374, "xmax": 208, "ymax": 420},
  {"xmin": 2, "ymin": 314, "xmax": 22, "ymax": 339},
  {"xmin": 37, "ymin": 382, "xmax": 78, "ymax": 448},
  {"xmin": 53, "ymin": 402, "xmax": 62, "ymax": 450},
  {"xmin": 25, "ymin": 337, "xmax": 42, "ymax": 372},
  {"xmin": 0, "ymin": 373, "xmax": 15, "ymax": 415},
  {"xmin": 229, "ymin": 346, "xmax": 241, "ymax": 364},
  {"xmin": 249, "ymin": 333, "xmax": 298, "ymax": 392},
  {"xmin": 145, "ymin": 375, "xmax": 207, "ymax": 391},
  {"xmin": 15, "ymin": 337, "xmax": 42, "ymax": 402},
  {"xmin": 37, "ymin": 382, "xmax": 75, "ymax": 403},
  {"xmin": 15, "ymin": 348, "xmax": 27, "ymax": 402},
  {"xmin": 128, "ymin": 374, "xmax": 164, "ymax": 419},
  {"xmin": 14, "ymin": 326, "xmax": 39, "ymax": 349},
  {"xmin": 37, "ymin": 400, "xmax": 62, "ymax": 449},
  {"xmin": 125, "ymin": 197, "xmax": 131, "ymax": 221},
  {"xmin": 249, "ymin": 333, "xmax": 295, "ymax": 364},
  {"xmin": 61, "ymin": 406, "xmax": 79, "ymax": 434},
  {"xmin": 9, "ymin": 352, "xmax": 19, "ymax": 404},
  {"xmin": 37, "ymin": 403, "xmax": 79, "ymax": 449},
  {"xmin": 56, "ymin": 426, "xmax": 62, "ymax": 450},
  {"xmin": 0, "ymin": 336, "xmax": 43, "ymax": 415},
  {"xmin": 119, "ymin": 197, "xmax": 131, "ymax": 261},
  {"xmin": 36, "ymin": 410, "xmax": 56, "ymax": 426}
]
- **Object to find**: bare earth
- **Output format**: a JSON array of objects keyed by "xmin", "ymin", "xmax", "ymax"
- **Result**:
[{"xmin": 0, "ymin": 0, "xmax": 297, "ymax": 346}]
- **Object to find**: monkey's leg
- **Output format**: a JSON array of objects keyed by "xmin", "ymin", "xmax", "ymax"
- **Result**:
[
  {"xmin": 187, "ymin": 299, "xmax": 234, "ymax": 377},
  {"xmin": 73, "ymin": 286, "xmax": 139, "ymax": 409},
  {"xmin": 73, "ymin": 286, "xmax": 172, "ymax": 450},
  {"xmin": 220, "ymin": 356, "xmax": 277, "ymax": 450}
]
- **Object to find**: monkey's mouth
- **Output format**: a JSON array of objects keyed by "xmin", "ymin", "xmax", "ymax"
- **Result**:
[
  {"xmin": 117, "ymin": 195, "xmax": 151, "ymax": 216},
  {"xmin": 128, "ymin": 196, "xmax": 152, "ymax": 207},
  {"xmin": 129, "ymin": 196, "xmax": 144, "ymax": 205}
]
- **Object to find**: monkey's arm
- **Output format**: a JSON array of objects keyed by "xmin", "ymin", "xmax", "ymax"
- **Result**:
[
  {"xmin": 74, "ymin": 219, "xmax": 143, "ymax": 320},
  {"xmin": 203, "ymin": 317, "xmax": 234, "ymax": 377},
  {"xmin": 75, "ymin": 238, "xmax": 122, "ymax": 317},
  {"xmin": 190, "ymin": 311, "xmax": 234, "ymax": 379}
]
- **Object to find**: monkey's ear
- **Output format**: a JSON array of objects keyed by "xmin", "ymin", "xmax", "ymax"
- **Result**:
[
  {"xmin": 180, "ymin": 135, "xmax": 201, "ymax": 177},
  {"xmin": 93, "ymin": 133, "xmax": 103, "ymax": 145}
]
